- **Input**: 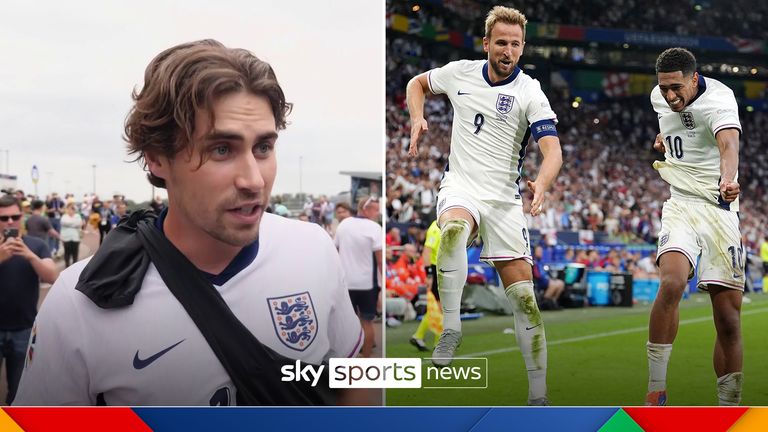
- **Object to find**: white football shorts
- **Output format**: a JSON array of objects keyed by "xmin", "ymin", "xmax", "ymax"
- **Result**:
[
  {"xmin": 657, "ymin": 198, "xmax": 744, "ymax": 291},
  {"xmin": 436, "ymin": 185, "xmax": 532, "ymax": 264}
]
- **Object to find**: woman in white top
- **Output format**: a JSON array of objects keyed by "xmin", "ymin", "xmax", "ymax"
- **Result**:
[{"xmin": 59, "ymin": 203, "xmax": 84, "ymax": 267}]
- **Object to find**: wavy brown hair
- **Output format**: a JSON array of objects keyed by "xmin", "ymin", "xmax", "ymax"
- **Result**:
[{"xmin": 124, "ymin": 39, "xmax": 292, "ymax": 188}]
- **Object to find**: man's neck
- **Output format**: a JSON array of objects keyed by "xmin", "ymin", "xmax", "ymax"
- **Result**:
[
  {"xmin": 162, "ymin": 207, "xmax": 242, "ymax": 275},
  {"xmin": 488, "ymin": 69, "xmax": 512, "ymax": 84}
]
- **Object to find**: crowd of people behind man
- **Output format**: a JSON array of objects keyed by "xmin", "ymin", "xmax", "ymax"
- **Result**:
[{"xmin": 2, "ymin": 189, "xmax": 142, "ymax": 268}]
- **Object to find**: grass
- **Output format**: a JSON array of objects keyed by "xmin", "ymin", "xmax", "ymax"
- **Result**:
[{"xmin": 385, "ymin": 293, "xmax": 768, "ymax": 406}]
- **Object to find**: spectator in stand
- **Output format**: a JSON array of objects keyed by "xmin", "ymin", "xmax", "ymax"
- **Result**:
[
  {"xmin": 636, "ymin": 251, "xmax": 659, "ymax": 279},
  {"xmin": 390, "ymin": 243, "xmax": 425, "ymax": 303},
  {"xmin": 586, "ymin": 249, "xmax": 602, "ymax": 268},
  {"xmin": 532, "ymin": 246, "xmax": 564, "ymax": 310},
  {"xmin": 575, "ymin": 249, "xmax": 590, "ymax": 266},
  {"xmin": 386, "ymin": 226, "xmax": 402, "ymax": 248},
  {"xmin": 563, "ymin": 248, "xmax": 575, "ymax": 263}
]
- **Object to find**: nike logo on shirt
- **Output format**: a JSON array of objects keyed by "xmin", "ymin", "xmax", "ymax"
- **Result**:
[
  {"xmin": 525, "ymin": 324, "xmax": 542, "ymax": 331},
  {"xmin": 133, "ymin": 339, "xmax": 185, "ymax": 369},
  {"xmin": 439, "ymin": 268, "xmax": 457, "ymax": 273},
  {"xmin": 457, "ymin": 90, "xmax": 471, "ymax": 96}
]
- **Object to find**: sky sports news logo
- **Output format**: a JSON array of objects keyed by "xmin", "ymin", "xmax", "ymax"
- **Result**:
[{"xmin": 281, "ymin": 358, "xmax": 488, "ymax": 389}]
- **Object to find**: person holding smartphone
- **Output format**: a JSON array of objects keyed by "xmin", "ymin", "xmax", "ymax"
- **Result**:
[{"xmin": 0, "ymin": 194, "xmax": 58, "ymax": 404}]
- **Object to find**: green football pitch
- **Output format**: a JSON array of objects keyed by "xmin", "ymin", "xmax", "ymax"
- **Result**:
[{"xmin": 385, "ymin": 293, "xmax": 768, "ymax": 406}]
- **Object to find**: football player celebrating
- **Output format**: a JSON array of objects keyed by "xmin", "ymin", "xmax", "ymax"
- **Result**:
[
  {"xmin": 646, "ymin": 47, "xmax": 744, "ymax": 406},
  {"xmin": 406, "ymin": 6, "xmax": 562, "ymax": 405}
]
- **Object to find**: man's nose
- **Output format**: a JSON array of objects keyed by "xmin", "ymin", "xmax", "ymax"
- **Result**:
[{"xmin": 234, "ymin": 153, "xmax": 265, "ymax": 192}]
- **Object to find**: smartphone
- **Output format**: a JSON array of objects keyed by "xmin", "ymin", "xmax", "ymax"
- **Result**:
[{"xmin": 3, "ymin": 228, "xmax": 19, "ymax": 239}]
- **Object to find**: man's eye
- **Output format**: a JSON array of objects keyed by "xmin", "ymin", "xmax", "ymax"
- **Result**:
[
  {"xmin": 255, "ymin": 142, "xmax": 273, "ymax": 155},
  {"xmin": 213, "ymin": 145, "xmax": 229, "ymax": 156}
]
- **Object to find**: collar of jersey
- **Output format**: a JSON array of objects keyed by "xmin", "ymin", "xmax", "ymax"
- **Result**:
[
  {"xmin": 687, "ymin": 74, "xmax": 707, "ymax": 106},
  {"xmin": 154, "ymin": 208, "xmax": 259, "ymax": 286},
  {"xmin": 482, "ymin": 62, "xmax": 521, "ymax": 87}
]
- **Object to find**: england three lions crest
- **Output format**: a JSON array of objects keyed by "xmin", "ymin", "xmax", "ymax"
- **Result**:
[
  {"xmin": 679, "ymin": 111, "xmax": 696, "ymax": 130},
  {"xmin": 268, "ymin": 291, "xmax": 317, "ymax": 351},
  {"xmin": 496, "ymin": 93, "xmax": 515, "ymax": 114}
]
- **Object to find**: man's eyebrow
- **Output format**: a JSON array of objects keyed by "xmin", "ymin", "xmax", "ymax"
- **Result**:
[{"xmin": 204, "ymin": 130, "xmax": 279, "ymax": 142}]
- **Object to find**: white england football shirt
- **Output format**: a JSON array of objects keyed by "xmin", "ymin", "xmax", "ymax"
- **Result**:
[
  {"xmin": 14, "ymin": 213, "xmax": 363, "ymax": 406},
  {"xmin": 334, "ymin": 217, "xmax": 383, "ymax": 291},
  {"xmin": 651, "ymin": 75, "xmax": 741, "ymax": 212},
  {"xmin": 428, "ymin": 60, "xmax": 558, "ymax": 203}
]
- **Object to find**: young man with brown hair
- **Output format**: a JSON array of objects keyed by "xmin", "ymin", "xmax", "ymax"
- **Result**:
[{"xmin": 15, "ymin": 40, "xmax": 362, "ymax": 406}]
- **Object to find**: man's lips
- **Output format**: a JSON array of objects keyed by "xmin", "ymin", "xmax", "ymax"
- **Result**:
[{"xmin": 226, "ymin": 203, "xmax": 263, "ymax": 221}]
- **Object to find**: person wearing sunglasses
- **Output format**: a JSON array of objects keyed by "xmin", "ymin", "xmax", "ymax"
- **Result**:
[{"xmin": 0, "ymin": 194, "xmax": 59, "ymax": 404}]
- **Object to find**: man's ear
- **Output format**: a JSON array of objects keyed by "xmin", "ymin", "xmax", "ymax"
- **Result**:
[{"xmin": 144, "ymin": 151, "xmax": 169, "ymax": 181}]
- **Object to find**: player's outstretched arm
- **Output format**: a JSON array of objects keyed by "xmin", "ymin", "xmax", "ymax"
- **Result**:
[
  {"xmin": 406, "ymin": 73, "xmax": 431, "ymax": 157},
  {"xmin": 716, "ymin": 128, "xmax": 740, "ymax": 202},
  {"xmin": 527, "ymin": 135, "xmax": 563, "ymax": 217}
]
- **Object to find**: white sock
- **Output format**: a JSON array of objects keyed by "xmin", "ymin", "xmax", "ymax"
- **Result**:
[
  {"xmin": 505, "ymin": 280, "xmax": 547, "ymax": 400},
  {"xmin": 647, "ymin": 341, "xmax": 672, "ymax": 392},
  {"xmin": 717, "ymin": 372, "xmax": 743, "ymax": 406},
  {"xmin": 436, "ymin": 219, "xmax": 470, "ymax": 331}
]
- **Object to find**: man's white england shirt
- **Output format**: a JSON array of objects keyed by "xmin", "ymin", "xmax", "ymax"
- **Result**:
[{"xmin": 14, "ymin": 213, "xmax": 363, "ymax": 406}]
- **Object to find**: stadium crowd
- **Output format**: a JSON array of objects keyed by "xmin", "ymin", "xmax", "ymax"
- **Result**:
[{"xmin": 388, "ymin": 0, "xmax": 768, "ymax": 41}]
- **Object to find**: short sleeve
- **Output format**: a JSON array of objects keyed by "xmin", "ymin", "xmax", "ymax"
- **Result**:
[
  {"xmin": 369, "ymin": 221, "xmax": 383, "ymax": 252},
  {"xmin": 427, "ymin": 61, "xmax": 459, "ymax": 95},
  {"xmin": 13, "ymin": 274, "xmax": 93, "ymax": 405},
  {"xmin": 24, "ymin": 236, "xmax": 51, "ymax": 260},
  {"xmin": 706, "ymin": 89, "xmax": 741, "ymax": 136},
  {"xmin": 525, "ymin": 79, "xmax": 558, "ymax": 125}
]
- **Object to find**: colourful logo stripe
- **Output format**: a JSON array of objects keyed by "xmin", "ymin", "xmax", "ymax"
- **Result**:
[
  {"xmin": 598, "ymin": 408, "xmax": 644, "ymax": 432},
  {"xmin": 0, "ymin": 409, "xmax": 25, "ymax": 432},
  {"xmin": 623, "ymin": 407, "xmax": 749, "ymax": 432},
  {"xmin": 729, "ymin": 408, "xmax": 768, "ymax": 431},
  {"xmin": 3, "ymin": 408, "xmax": 152, "ymax": 432}
]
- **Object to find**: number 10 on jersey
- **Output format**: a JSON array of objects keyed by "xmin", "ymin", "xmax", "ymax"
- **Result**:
[{"xmin": 665, "ymin": 135, "xmax": 684, "ymax": 159}]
